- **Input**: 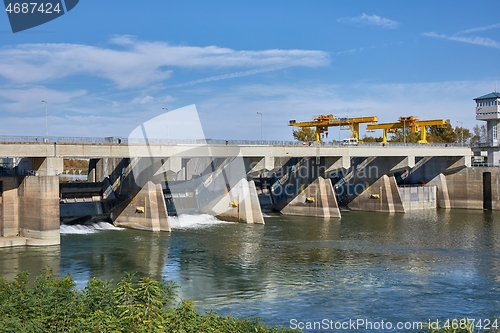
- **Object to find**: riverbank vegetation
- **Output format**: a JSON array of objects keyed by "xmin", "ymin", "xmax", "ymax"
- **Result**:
[{"xmin": 0, "ymin": 269, "xmax": 297, "ymax": 333}]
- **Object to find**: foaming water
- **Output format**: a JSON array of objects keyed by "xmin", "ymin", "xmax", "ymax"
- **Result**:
[
  {"xmin": 60, "ymin": 222, "xmax": 125, "ymax": 234},
  {"xmin": 169, "ymin": 214, "xmax": 230, "ymax": 229}
]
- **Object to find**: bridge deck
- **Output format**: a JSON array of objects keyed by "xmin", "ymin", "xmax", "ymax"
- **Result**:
[{"xmin": 0, "ymin": 141, "xmax": 471, "ymax": 159}]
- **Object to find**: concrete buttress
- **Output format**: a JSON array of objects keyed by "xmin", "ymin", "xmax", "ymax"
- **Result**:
[
  {"xmin": 280, "ymin": 176, "xmax": 341, "ymax": 218},
  {"xmin": 113, "ymin": 181, "xmax": 170, "ymax": 231},
  {"xmin": 203, "ymin": 178, "xmax": 264, "ymax": 223},
  {"xmin": 348, "ymin": 175, "xmax": 405, "ymax": 213}
]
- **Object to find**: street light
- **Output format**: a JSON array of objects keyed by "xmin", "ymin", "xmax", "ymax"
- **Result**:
[
  {"xmin": 457, "ymin": 120, "xmax": 464, "ymax": 146},
  {"xmin": 403, "ymin": 118, "xmax": 406, "ymax": 145},
  {"xmin": 256, "ymin": 112, "xmax": 263, "ymax": 143},
  {"xmin": 162, "ymin": 107, "xmax": 168, "ymax": 142},
  {"xmin": 41, "ymin": 100, "xmax": 48, "ymax": 141}
]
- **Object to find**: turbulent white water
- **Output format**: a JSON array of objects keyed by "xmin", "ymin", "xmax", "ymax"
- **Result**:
[
  {"xmin": 60, "ymin": 214, "xmax": 229, "ymax": 234},
  {"xmin": 169, "ymin": 214, "xmax": 230, "ymax": 230},
  {"xmin": 60, "ymin": 222, "xmax": 125, "ymax": 234}
]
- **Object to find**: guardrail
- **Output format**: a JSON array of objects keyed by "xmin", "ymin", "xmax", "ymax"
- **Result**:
[
  {"xmin": 471, "ymin": 142, "xmax": 497, "ymax": 148},
  {"xmin": 471, "ymin": 162, "xmax": 499, "ymax": 167},
  {"xmin": 0, "ymin": 135, "xmax": 470, "ymax": 147}
]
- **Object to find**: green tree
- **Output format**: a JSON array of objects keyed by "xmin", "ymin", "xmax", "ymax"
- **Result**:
[
  {"xmin": 471, "ymin": 124, "xmax": 487, "ymax": 144},
  {"xmin": 427, "ymin": 123, "xmax": 457, "ymax": 143},
  {"xmin": 292, "ymin": 127, "xmax": 316, "ymax": 142},
  {"xmin": 427, "ymin": 124, "xmax": 473, "ymax": 144},
  {"xmin": 454, "ymin": 126, "xmax": 471, "ymax": 145},
  {"xmin": 389, "ymin": 128, "xmax": 420, "ymax": 143},
  {"xmin": 362, "ymin": 135, "xmax": 383, "ymax": 143}
]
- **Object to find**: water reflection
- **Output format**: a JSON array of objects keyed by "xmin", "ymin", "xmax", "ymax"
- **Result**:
[
  {"xmin": 163, "ymin": 210, "xmax": 500, "ymax": 327},
  {"xmin": 60, "ymin": 227, "xmax": 169, "ymax": 285},
  {"xmin": 0, "ymin": 245, "xmax": 60, "ymax": 281},
  {"xmin": 0, "ymin": 211, "xmax": 500, "ymax": 331}
]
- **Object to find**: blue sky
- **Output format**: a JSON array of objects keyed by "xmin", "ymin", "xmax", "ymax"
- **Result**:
[{"xmin": 0, "ymin": 1, "xmax": 499, "ymax": 141}]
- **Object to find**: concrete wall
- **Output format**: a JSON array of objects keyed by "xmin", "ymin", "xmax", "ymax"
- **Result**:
[
  {"xmin": 18, "ymin": 175, "xmax": 60, "ymax": 245},
  {"xmin": 399, "ymin": 186, "xmax": 437, "ymax": 210},
  {"xmin": 88, "ymin": 158, "xmax": 129, "ymax": 184},
  {"xmin": 405, "ymin": 156, "xmax": 465, "ymax": 185},
  {"xmin": 0, "ymin": 177, "xmax": 19, "ymax": 237},
  {"xmin": 431, "ymin": 167, "xmax": 500, "ymax": 210},
  {"xmin": 0, "ymin": 157, "xmax": 61, "ymax": 247}
]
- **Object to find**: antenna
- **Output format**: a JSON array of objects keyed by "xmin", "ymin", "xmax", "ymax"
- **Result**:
[{"xmin": 495, "ymin": 79, "xmax": 498, "ymax": 92}]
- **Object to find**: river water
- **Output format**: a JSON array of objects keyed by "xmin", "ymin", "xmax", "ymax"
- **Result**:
[{"xmin": 1, "ymin": 210, "xmax": 500, "ymax": 332}]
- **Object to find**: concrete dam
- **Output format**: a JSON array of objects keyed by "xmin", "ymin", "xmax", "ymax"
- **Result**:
[{"xmin": 0, "ymin": 138, "xmax": 494, "ymax": 248}]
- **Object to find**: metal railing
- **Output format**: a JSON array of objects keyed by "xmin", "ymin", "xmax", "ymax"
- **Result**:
[
  {"xmin": 471, "ymin": 162, "xmax": 499, "ymax": 167},
  {"xmin": 0, "ymin": 135, "xmax": 471, "ymax": 148},
  {"xmin": 471, "ymin": 142, "xmax": 499, "ymax": 148}
]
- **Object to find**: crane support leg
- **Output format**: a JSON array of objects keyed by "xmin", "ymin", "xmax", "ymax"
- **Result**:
[
  {"xmin": 418, "ymin": 126, "xmax": 428, "ymax": 144},
  {"xmin": 353, "ymin": 124, "xmax": 360, "ymax": 140},
  {"xmin": 382, "ymin": 129, "xmax": 388, "ymax": 144}
]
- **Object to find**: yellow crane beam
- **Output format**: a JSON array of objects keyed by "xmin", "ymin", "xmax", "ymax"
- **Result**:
[
  {"xmin": 289, "ymin": 115, "xmax": 378, "ymax": 142},
  {"xmin": 366, "ymin": 117, "xmax": 449, "ymax": 144}
]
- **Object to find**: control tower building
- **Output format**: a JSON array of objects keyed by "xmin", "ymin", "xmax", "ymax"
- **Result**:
[{"xmin": 474, "ymin": 91, "xmax": 500, "ymax": 164}]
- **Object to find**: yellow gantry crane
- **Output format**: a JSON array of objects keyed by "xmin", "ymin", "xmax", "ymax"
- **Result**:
[
  {"xmin": 289, "ymin": 114, "xmax": 379, "ymax": 142},
  {"xmin": 365, "ymin": 116, "xmax": 450, "ymax": 144}
]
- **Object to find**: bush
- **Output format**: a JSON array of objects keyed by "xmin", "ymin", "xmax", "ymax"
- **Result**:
[{"xmin": 0, "ymin": 269, "xmax": 298, "ymax": 333}]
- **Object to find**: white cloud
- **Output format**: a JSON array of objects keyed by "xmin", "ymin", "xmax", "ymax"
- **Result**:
[
  {"xmin": 423, "ymin": 23, "xmax": 500, "ymax": 49},
  {"xmin": 158, "ymin": 95, "xmax": 176, "ymax": 103},
  {"xmin": 0, "ymin": 86, "xmax": 86, "ymax": 115},
  {"xmin": 0, "ymin": 37, "xmax": 330, "ymax": 89},
  {"xmin": 337, "ymin": 13, "xmax": 400, "ymax": 29},
  {"xmin": 456, "ymin": 22, "xmax": 500, "ymax": 35},
  {"xmin": 423, "ymin": 32, "xmax": 500, "ymax": 49},
  {"xmin": 131, "ymin": 95, "xmax": 155, "ymax": 104},
  {"xmin": 165, "ymin": 66, "xmax": 286, "ymax": 88}
]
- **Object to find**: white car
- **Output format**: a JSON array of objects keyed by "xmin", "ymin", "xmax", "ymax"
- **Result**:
[{"xmin": 342, "ymin": 138, "xmax": 359, "ymax": 145}]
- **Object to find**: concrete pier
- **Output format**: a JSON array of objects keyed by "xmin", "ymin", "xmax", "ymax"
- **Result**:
[
  {"xmin": 113, "ymin": 181, "xmax": 170, "ymax": 231},
  {"xmin": 281, "ymin": 176, "xmax": 341, "ymax": 218},
  {"xmin": 203, "ymin": 178, "xmax": 264, "ymax": 223},
  {"xmin": 18, "ymin": 175, "xmax": 60, "ymax": 245},
  {"xmin": 348, "ymin": 175, "xmax": 405, "ymax": 213},
  {"xmin": 0, "ymin": 157, "xmax": 61, "ymax": 247}
]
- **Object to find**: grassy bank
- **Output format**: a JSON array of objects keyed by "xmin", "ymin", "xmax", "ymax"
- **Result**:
[{"xmin": 0, "ymin": 269, "xmax": 298, "ymax": 333}]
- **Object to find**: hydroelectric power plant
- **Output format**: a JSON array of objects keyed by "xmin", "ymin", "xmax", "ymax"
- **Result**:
[{"xmin": 0, "ymin": 92, "xmax": 499, "ymax": 248}]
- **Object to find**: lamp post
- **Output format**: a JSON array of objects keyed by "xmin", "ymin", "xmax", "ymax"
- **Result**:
[
  {"xmin": 162, "ymin": 107, "xmax": 168, "ymax": 142},
  {"xmin": 42, "ymin": 100, "xmax": 48, "ymax": 141},
  {"xmin": 457, "ymin": 120, "xmax": 464, "ymax": 146},
  {"xmin": 403, "ymin": 118, "xmax": 406, "ymax": 145},
  {"xmin": 338, "ymin": 116, "xmax": 341, "ymax": 142},
  {"xmin": 256, "ymin": 112, "xmax": 263, "ymax": 143}
]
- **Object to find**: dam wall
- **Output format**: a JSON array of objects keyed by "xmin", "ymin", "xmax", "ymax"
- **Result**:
[
  {"xmin": 399, "ymin": 186, "xmax": 437, "ymax": 211},
  {"xmin": 431, "ymin": 166, "xmax": 500, "ymax": 210}
]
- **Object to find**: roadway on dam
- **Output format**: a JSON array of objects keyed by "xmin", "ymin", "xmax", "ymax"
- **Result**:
[{"xmin": 0, "ymin": 137, "xmax": 472, "ymax": 162}]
